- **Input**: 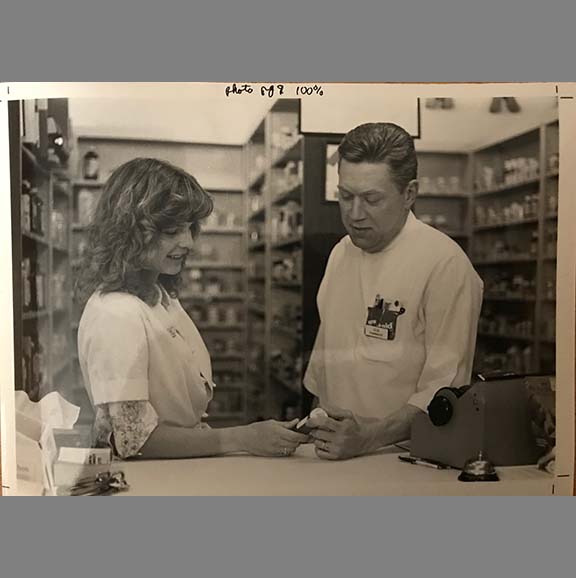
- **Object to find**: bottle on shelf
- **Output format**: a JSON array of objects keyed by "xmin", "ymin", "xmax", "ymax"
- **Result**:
[
  {"xmin": 22, "ymin": 257, "xmax": 32, "ymax": 313},
  {"xmin": 529, "ymin": 231, "xmax": 539, "ymax": 256},
  {"xmin": 31, "ymin": 337, "xmax": 46, "ymax": 396},
  {"xmin": 21, "ymin": 180, "xmax": 32, "ymax": 233},
  {"xmin": 77, "ymin": 188, "xmax": 97, "ymax": 226},
  {"xmin": 29, "ymin": 186, "xmax": 44, "ymax": 236},
  {"xmin": 82, "ymin": 148, "xmax": 100, "ymax": 181},
  {"xmin": 35, "ymin": 262, "xmax": 46, "ymax": 311}
]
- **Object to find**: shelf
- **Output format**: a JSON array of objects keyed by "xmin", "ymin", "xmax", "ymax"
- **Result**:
[
  {"xmin": 22, "ymin": 230, "xmax": 50, "ymax": 247},
  {"xmin": 180, "ymin": 293, "xmax": 246, "ymax": 302},
  {"xmin": 272, "ymin": 138, "xmax": 302, "ymax": 167},
  {"xmin": 207, "ymin": 187, "xmax": 244, "ymax": 194},
  {"xmin": 272, "ymin": 184, "xmax": 302, "ymax": 207},
  {"xmin": 473, "ymin": 256, "xmax": 537, "ymax": 266},
  {"xmin": 473, "ymin": 218, "xmax": 539, "ymax": 232},
  {"xmin": 248, "ymin": 304, "xmax": 266, "ymax": 317},
  {"xmin": 186, "ymin": 262, "xmax": 245, "ymax": 271},
  {"xmin": 202, "ymin": 227, "xmax": 246, "ymax": 235},
  {"xmin": 248, "ymin": 241, "xmax": 266, "ymax": 252},
  {"xmin": 272, "ymin": 236, "xmax": 302, "ymax": 250},
  {"xmin": 248, "ymin": 207, "xmax": 266, "ymax": 222},
  {"xmin": 474, "ymin": 177, "xmax": 540, "ymax": 197},
  {"xmin": 23, "ymin": 310, "xmax": 49, "ymax": 321},
  {"xmin": 73, "ymin": 180, "xmax": 105, "ymax": 188},
  {"xmin": 196, "ymin": 324, "xmax": 245, "ymax": 331},
  {"xmin": 272, "ymin": 280, "xmax": 301, "ymax": 290},
  {"xmin": 483, "ymin": 294, "xmax": 536, "ymax": 303},
  {"xmin": 272, "ymin": 325, "xmax": 302, "ymax": 340},
  {"xmin": 248, "ymin": 276, "xmax": 265, "ymax": 283},
  {"xmin": 418, "ymin": 193, "xmax": 469, "ymax": 200},
  {"xmin": 477, "ymin": 332, "xmax": 534, "ymax": 343}
]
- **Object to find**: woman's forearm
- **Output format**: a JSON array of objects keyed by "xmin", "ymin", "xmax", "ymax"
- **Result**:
[{"xmin": 137, "ymin": 423, "xmax": 248, "ymax": 459}]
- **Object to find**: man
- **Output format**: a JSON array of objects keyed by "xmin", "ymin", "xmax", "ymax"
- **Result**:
[{"xmin": 304, "ymin": 122, "xmax": 483, "ymax": 460}]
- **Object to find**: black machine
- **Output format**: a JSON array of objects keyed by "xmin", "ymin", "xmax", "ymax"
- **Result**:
[{"xmin": 410, "ymin": 374, "xmax": 554, "ymax": 469}]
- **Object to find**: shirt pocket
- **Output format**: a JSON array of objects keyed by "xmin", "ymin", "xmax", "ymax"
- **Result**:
[{"xmin": 356, "ymin": 330, "xmax": 405, "ymax": 363}]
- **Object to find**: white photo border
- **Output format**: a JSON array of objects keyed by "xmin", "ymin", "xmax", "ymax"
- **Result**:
[{"xmin": 1, "ymin": 82, "xmax": 574, "ymax": 495}]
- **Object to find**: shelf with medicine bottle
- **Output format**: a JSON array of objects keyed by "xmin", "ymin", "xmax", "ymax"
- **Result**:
[
  {"xmin": 9, "ymin": 98, "xmax": 77, "ymax": 413},
  {"xmin": 244, "ymin": 100, "xmax": 305, "ymax": 423},
  {"xmin": 413, "ymin": 151, "xmax": 471, "ymax": 251},
  {"xmin": 469, "ymin": 120, "xmax": 559, "ymax": 376}
]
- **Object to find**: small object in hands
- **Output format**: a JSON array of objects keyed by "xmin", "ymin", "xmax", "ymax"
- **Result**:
[
  {"xmin": 458, "ymin": 451, "xmax": 499, "ymax": 482},
  {"xmin": 67, "ymin": 471, "xmax": 130, "ymax": 496},
  {"xmin": 295, "ymin": 408, "xmax": 329, "ymax": 435}
]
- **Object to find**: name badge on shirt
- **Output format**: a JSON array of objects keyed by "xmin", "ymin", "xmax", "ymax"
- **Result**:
[{"xmin": 364, "ymin": 294, "xmax": 406, "ymax": 341}]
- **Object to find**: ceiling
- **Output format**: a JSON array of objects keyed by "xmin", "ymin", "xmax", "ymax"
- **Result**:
[
  {"xmin": 69, "ymin": 95, "xmax": 558, "ymax": 150},
  {"xmin": 69, "ymin": 96, "xmax": 276, "ymax": 145}
]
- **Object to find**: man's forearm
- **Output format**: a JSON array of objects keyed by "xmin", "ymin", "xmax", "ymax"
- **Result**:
[{"xmin": 363, "ymin": 404, "xmax": 424, "ymax": 452}]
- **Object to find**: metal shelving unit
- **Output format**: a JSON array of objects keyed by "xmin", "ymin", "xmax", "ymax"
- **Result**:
[
  {"xmin": 469, "ymin": 120, "xmax": 558, "ymax": 374},
  {"xmin": 245, "ymin": 100, "xmax": 304, "ymax": 422},
  {"xmin": 11, "ymin": 99, "xmax": 77, "ymax": 412}
]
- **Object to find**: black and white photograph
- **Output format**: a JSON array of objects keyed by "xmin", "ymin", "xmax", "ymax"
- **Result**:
[{"xmin": 0, "ymin": 83, "xmax": 573, "ymax": 495}]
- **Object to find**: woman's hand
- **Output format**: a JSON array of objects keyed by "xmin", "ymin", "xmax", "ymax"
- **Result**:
[{"xmin": 240, "ymin": 419, "xmax": 309, "ymax": 457}]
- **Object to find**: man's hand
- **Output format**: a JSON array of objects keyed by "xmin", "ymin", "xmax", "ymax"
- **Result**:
[{"xmin": 309, "ymin": 406, "xmax": 377, "ymax": 460}]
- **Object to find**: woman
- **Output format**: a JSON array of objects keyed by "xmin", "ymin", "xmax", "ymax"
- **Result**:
[{"xmin": 76, "ymin": 157, "xmax": 307, "ymax": 459}]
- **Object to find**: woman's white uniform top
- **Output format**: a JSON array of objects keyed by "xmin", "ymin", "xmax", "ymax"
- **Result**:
[
  {"xmin": 304, "ymin": 212, "xmax": 483, "ymax": 419},
  {"xmin": 78, "ymin": 288, "xmax": 214, "ymax": 429}
]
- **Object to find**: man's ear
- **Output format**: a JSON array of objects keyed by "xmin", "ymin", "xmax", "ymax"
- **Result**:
[{"xmin": 403, "ymin": 179, "xmax": 419, "ymax": 209}]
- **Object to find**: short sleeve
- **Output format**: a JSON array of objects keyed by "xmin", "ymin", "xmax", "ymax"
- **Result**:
[
  {"xmin": 79, "ymin": 295, "xmax": 150, "ymax": 405},
  {"xmin": 407, "ymin": 255, "xmax": 483, "ymax": 411},
  {"xmin": 93, "ymin": 401, "xmax": 159, "ymax": 459}
]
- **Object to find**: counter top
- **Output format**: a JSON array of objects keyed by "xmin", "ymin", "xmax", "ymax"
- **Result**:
[{"xmin": 117, "ymin": 445, "xmax": 553, "ymax": 496}]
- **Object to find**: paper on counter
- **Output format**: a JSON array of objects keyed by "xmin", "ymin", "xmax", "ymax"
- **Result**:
[
  {"xmin": 14, "ymin": 391, "xmax": 81, "ymax": 495},
  {"xmin": 15, "ymin": 390, "xmax": 80, "ymax": 438}
]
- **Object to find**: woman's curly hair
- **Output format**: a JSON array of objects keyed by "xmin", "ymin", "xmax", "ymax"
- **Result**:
[{"xmin": 75, "ymin": 157, "xmax": 213, "ymax": 308}]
